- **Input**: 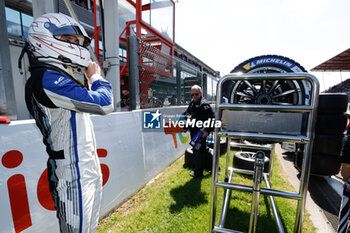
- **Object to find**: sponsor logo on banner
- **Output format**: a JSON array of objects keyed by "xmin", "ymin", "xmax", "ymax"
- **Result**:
[{"xmin": 1, "ymin": 149, "xmax": 110, "ymax": 233}]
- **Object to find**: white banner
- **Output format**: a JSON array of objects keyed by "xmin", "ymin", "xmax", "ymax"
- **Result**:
[{"xmin": 0, "ymin": 107, "xmax": 190, "ymax": 233}]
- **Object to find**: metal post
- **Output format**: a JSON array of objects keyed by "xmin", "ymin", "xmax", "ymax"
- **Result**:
[
  {"xmin": 263, "ymin": 173, "xmax": 285, "ymax": 233},
  {"xmin": 248, "ymin": 151, "xmax": 265, "ymax": 233},
  {"xmin": 127, "ymin": 35, "xmax": 140, "ymax": 110},
  {"xmin": 225, "ymin": 138, "xmax": 231, "ymax": 181},
  {"xmin": 210, "ymin": 76, "xmax": 224, "ymax": 231},
  {"xmin": 93, "ymin": 0, "xmax": 100, "ymax": 62},
  {"xmin": 210, "ymin": 124, "xmax": 221, "ymax": 232},
  {"xmin": 340, "ymin": 71, "xmax": 343, "ymax": 83},
  {"xmin": 203, "ymin": 73, "xmax": 207, "ymax": 99},
  {"xmin": 294, "ymin": 77, "xmax": 319, "ymax": 233},
  {"xmin": 103, "ymin": 0, "xmax": 121, "ymax": 111},
  {"xmin": 176, "ymin": 61, "xmax": 181, "ymax": 105},
  {"xmin": 219, "ymin": 168, "xmax": 234, "ymax": 228},
  {"xmin": 322, "ymin": 72, "xmax": 326, "ymax": 91},
  {"xmin": 268, "ymin": 144, "xmax": 275, "ymax": 182},
  {"xmin": 294, "ymin": 139, "xmax": 313, "ymax": 232},
  {"xmin": 0, "ymin": 1, "xmax": 17, "ymax": 119},
  {"xmin": 135, "ymin": 0, "xmax": 142, "ymax": 38}
]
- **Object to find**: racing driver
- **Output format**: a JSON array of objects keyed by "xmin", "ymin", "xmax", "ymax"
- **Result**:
[{"xmin": 24, "ymin": 13, "xmax": 113, "ymax": 232}]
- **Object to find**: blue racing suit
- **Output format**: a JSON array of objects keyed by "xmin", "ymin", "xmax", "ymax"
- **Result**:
[{"xmin": 25, "ymin": 68, "xmax": 113, "ymax": 233}]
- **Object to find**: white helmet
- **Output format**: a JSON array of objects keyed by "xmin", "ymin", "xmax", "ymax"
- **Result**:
[{"xmin": 28, "ymin": 13, "xmax": 91, "ymax": 69}]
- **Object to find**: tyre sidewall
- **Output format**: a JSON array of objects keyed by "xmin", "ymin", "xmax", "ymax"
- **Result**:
[{"xmin": 233, "ymin": 151, "xmax": 270, "ymax": 172}]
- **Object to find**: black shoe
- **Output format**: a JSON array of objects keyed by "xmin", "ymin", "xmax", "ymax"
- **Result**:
[{"xmin": 189, "ymin": 172, "xmax": 203, "ymax": 179}]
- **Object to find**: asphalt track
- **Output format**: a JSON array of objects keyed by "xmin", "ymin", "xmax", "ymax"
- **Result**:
[{"xmin": 276, "ymin": 144, "xmax": 341, "ymax": 233}]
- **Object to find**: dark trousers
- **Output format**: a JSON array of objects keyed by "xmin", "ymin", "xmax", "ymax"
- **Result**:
[{"xmin": 193, "ymin": 138, "xmax": 207, "ymax": 177}]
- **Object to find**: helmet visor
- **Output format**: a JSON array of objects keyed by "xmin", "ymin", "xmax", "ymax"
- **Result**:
[{"xmin": 45, "ymin": 22, "xmax": 91, "ymax": 47}]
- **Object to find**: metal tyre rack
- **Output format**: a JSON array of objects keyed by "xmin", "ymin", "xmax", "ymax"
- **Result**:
[{"xmin": 209, "ymin": 73, "xmax": 319, "ymax": 233}]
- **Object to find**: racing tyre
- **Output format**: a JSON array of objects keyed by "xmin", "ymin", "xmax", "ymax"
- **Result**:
[
  {"xmin": 241, "ymin": 148, "xmax": 271, "ymax": 158},
  {"xmin": 315, "ymin": 114, "xmax": 348, "ymax": 135},
  {"xmin": 222, "ymin": 55, "xmax": 308, "ymax": 105},
  {"xmin": 295, "ymin": 152, "xmax": 341, "ymax": 176},
  {"xmin": 318, "ymin": 93, "xmax": 348, "ymax": 114},
  {"xmin": 245, "ymin": 139, "xmax": 275, "ymax": 149},
  {"xmin": 312, "ymin": 134, "xmax": 344, "ymax": 156},
  {"xmin": 230, "ymin": 141, "xmax": 272, "ymax": 158},
  {"xmin": 233, "ymin": 151, "xmax": 270, "ymax": 173},
  {"xmin": 208, "ymin": 138, "xmax": 227, "ymax": 155}
]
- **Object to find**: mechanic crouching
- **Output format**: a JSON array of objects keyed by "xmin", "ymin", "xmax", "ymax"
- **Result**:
[{"xmin": 184, "ymin": 85, "xmax": 214, "ymax": 179}]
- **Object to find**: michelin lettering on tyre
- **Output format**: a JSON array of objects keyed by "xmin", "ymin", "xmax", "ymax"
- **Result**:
[
  {"xmin": 231, "ymin": 55, "xmax": 307, "ymax": 73},
  {"xmin": 242, "ymin": 57, "xmax": 304, "ymax": 72}
]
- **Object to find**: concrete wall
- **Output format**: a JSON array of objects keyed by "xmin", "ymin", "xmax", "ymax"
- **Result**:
[
  {"xmin": 10, "ymin": 44, "xmax": 31, "ymax": 120},
  {"xmin": 0, "ymin": 107, "xmax": 190, "ymax": 233}
]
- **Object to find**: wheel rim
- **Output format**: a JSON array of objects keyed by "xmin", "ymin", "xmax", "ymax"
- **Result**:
[
  {"xmin": 240, "ymin": 152, "xmax": 256, "ymax": 159},
  {"xmin": 231, "ymin": 79, "xmax": 303, "ymax": 105},
  {"xmin": 230, "ymin": 67, "xmax": 304, "ymax": 105}
]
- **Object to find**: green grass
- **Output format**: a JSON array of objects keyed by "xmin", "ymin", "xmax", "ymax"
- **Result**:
[{"xmin": 98, "ymin": 150, "xmax": 316, "ymax": 233}]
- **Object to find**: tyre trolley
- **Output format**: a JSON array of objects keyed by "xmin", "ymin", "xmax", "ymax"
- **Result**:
[{"xmin": 209, "ymin": 73, "xmax": 319, "ymax": 233}]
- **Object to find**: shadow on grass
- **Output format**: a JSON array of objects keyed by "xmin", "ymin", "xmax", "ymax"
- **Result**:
[
  {"xmin": 222, "ymin": 195, "xmax": 285, "ymax": 233},
  {"xmin": 169, "ymin": 177, "xmax": 208, "ymax": 213}
]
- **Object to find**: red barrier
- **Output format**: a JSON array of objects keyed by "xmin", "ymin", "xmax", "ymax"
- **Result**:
[{"xmin": 0, "ymin": 116, "xmax": 11, "ymax": 124}]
